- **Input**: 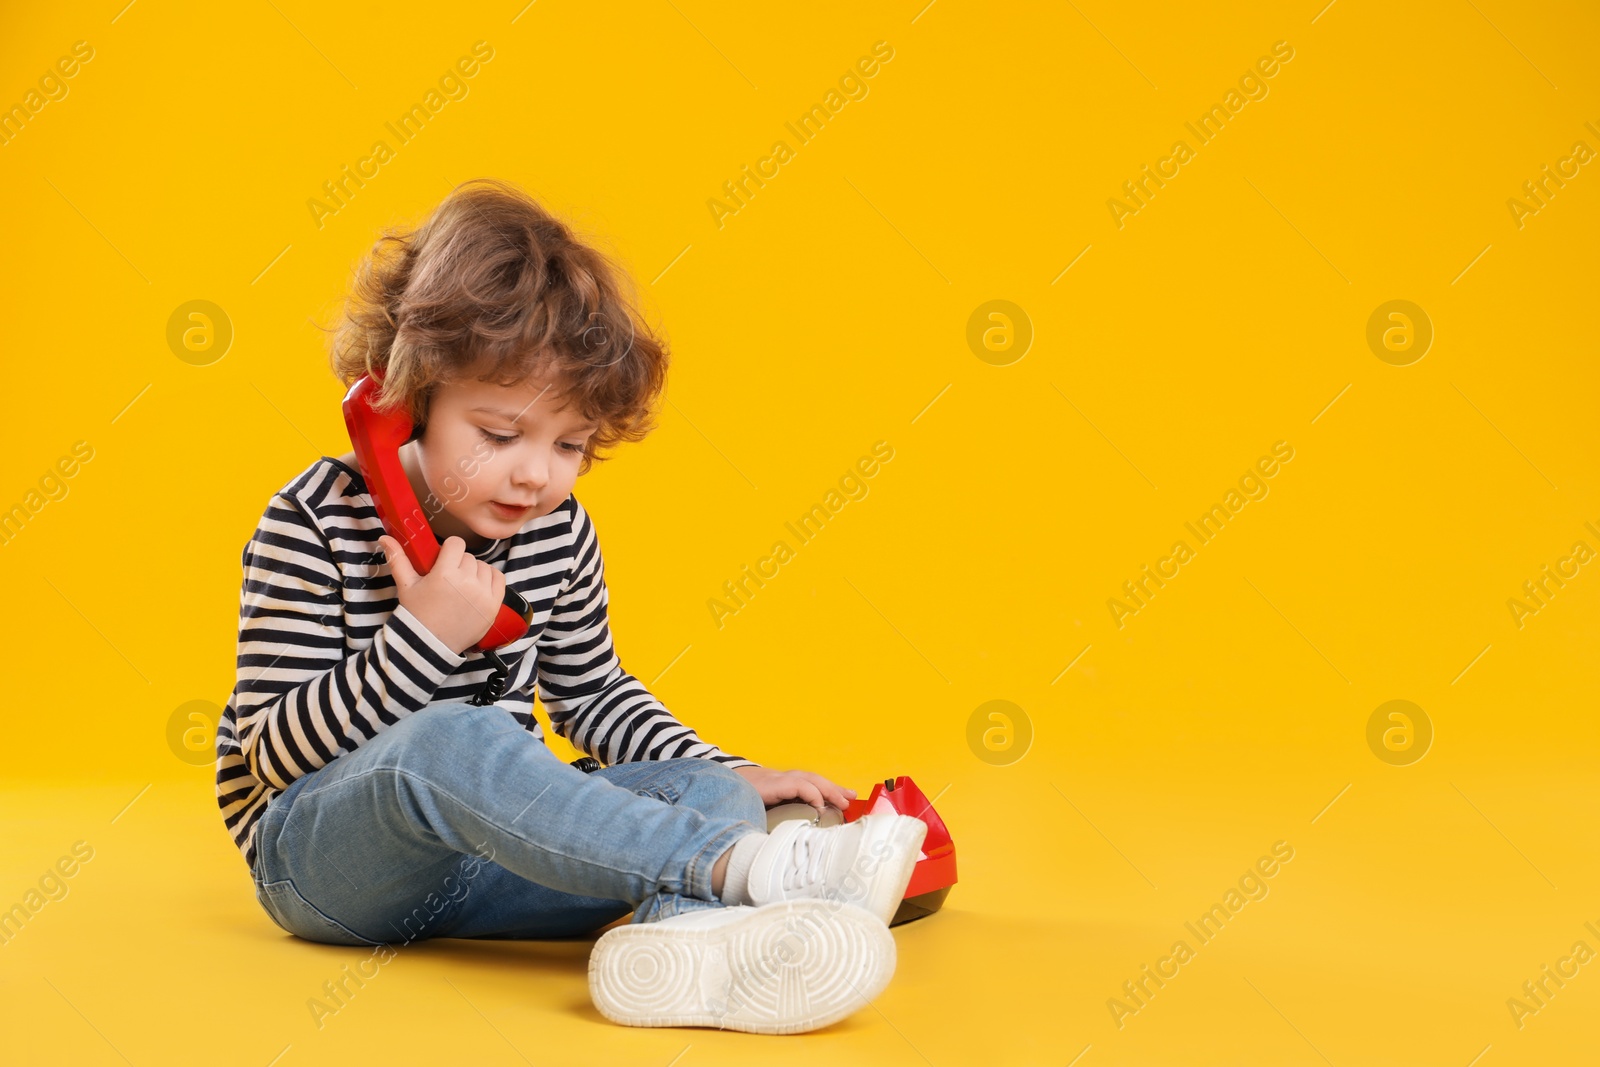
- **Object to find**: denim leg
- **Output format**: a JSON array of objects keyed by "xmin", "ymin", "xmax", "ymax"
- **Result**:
[
  {"xmin": 433, "ymin": 755, "xmax": 770, "ymax": 937},
  {"xmin": 599, "ymin": 754, "xmax": 770, "ymax": 925},
  {"xmin": 250, "ymin": 702, "xmax": 767, "ymax": 946}
]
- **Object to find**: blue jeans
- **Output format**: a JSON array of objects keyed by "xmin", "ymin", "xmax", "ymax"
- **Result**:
[{"xmin": 250, "ymin": 701, "xmax": 768, "ymax": 946}]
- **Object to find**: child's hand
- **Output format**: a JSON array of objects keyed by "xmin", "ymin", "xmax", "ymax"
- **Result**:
[
  {"xmin": 733, "ymin": 766, "xmax": 858, "ymax": 815},
  {"xmin": 378, "ymin": 534, "xmax": 506, "ymax": 655}
]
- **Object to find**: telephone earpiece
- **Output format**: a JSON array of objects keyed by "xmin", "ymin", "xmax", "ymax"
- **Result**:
[{"xmin": 342, "ymin": 372, "xmax": 534, "ymax": 703}]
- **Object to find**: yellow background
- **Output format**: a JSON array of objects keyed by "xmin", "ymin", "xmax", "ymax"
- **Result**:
[{"xmin": 2, "ymin": 0, "xmax": 1597, "ymax": 1063}]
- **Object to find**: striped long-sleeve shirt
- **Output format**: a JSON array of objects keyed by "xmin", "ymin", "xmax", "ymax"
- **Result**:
[{"xmin": 215, "ymin": 456, "xmax": 756, "ymax": 871}]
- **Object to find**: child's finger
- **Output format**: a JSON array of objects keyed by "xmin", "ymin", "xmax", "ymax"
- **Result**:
[
  {"xmin": 802, "ymin": 771, "xmax": 852, "ymax": 810},
  {"xmin": 476, "ymin": 559, "xmax": 505, "ymax": 595},
  {"xmin": 378, "ymin": 535, "xmax": 419, "ymax": 589},
  {"xmin": 796, "ymin": 780, "xmax": 827, "ymax": 813}
]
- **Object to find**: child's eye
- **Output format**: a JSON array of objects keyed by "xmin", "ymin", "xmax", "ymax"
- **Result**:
[
  {"xmin": 560, "ymin": 442, "xmax": 586, "ymax": 454},
  {"xmin": 481, "ymin": 429, "xmax": 518, "ymax": 445}
]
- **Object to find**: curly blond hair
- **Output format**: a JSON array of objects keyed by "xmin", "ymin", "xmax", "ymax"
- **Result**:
[{"xmin": 323, "ymin": 178, "xmax": 669, "ymax": 475}]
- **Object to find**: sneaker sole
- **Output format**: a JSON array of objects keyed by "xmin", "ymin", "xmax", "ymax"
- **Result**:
[{"xmin": 588, "ymin": 899, "xmax": 896, "ymax": 1035}]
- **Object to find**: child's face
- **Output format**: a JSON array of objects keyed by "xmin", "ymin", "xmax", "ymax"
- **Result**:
[{"xmin": 406, "ymin": 370, "xmax": 597, "ymax": 549}]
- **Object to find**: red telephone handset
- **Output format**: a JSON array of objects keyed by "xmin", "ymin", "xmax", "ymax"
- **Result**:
[{"xmin": 341, "ymin": 372, "xmax": 534, "ymax": 702}]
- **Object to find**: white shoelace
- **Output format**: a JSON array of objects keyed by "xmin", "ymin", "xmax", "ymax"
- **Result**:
[{"xmin": 780, "ymin": 825, "xmax": 832, "ymax": 892}]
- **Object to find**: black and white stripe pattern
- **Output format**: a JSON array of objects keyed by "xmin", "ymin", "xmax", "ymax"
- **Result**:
[{"xmin": 215, "ymin": 457, "xmax": 756, "ymax": 870}]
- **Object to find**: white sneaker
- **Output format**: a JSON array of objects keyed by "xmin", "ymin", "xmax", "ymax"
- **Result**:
[
  {"xmin": 587, "ymin": 898, "xmax": 895, "ymax": 1034},
  {"xmin": 746, "ymin": 812, "xmax": 928, "ymax": 927}
]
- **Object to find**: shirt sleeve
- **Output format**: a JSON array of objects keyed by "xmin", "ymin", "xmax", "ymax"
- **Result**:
[
  {"xmin": 536, "ymin": 497, "xmax": 759, "ymax": 769},
  {"xmin": 233, "ymin": 492, "xmax": 468, "ymax": 790}
]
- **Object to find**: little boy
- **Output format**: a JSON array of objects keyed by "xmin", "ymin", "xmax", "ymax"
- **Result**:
[{"xmin": 214, "ymin": 178, "xmax": 927, "ymax": 1035}]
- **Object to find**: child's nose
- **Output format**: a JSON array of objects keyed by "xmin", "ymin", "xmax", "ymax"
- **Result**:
[{"xmin": 513, "ymin": 454, "xmax": 549, "ymax": 489}]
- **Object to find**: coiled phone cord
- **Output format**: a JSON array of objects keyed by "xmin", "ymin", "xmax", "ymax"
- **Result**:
[
  {"xmin": 467, "ymin": 648, "xmax": 512, "ymax": 706},
  {"xmin": 463, "ymin": 647, "xmax": 605, "ymax": 775}
]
